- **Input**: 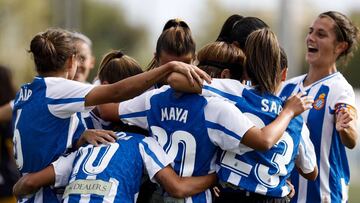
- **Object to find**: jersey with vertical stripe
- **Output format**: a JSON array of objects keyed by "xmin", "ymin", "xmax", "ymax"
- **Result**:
[
  {"xmin": 12, "ymin": 77, "xmax": 94, "ymax": 203},
  {"xmin": 53, "ymin": 132, "xmax": 171, "ymax": 203},
  {"xmin": 80, "ymin": 111, "xmax": 114, "ymax": 130},
  {"xmin": 278, "ymin": 72, "xmax": 356, "ymax": 203},
  {"xmin": 202, "ymin": 79, "xmax": 316, "ymax": 197},
  {"xmin": 119, "ymin": 85, "xmax": 254, "ymax": 203}
]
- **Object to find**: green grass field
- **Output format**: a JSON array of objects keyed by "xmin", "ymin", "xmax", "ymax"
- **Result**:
[{"xmin": 349, "ymin": 183, "xmax": 360, "ymax": 202}]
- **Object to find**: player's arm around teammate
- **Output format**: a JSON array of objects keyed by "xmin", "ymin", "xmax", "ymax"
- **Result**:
[{"xmin": 13, "ymin": 133, "xmax": 217, "ymax": 200}]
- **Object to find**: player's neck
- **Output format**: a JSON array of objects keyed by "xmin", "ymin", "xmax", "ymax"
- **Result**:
[
  {"xmin": 304, "ymin": 64, "xmax": 337, "ymax": 87},
  {"xmin": 38, "ymin": 70, "xmax": 68, "ymax": 78}
]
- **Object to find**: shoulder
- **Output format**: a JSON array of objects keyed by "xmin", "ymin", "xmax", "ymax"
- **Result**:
[{"xmin": 329, "ymin": 73, "xmax": 353, "ymax": 89}]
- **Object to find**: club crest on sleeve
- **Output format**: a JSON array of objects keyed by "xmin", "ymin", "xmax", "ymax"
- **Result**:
[{"xmin": 313, "ymin": 93, "xmax": 326, "ymax": 110}]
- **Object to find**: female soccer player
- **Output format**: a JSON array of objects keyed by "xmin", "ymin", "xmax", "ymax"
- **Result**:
[
  {"xmin": 12, "ymin": 28, "xmax": 210, "ymax": 203},
  {"xmin": 147, "ymin": 18, "xmax": 196, "ymax": 88},
  {"xmin": 278, "ymin": 11, "xmax": 359, "ymax": 203},
  {"xmin": 13, "ymin": 131, "xmax": 217, "ymax": 203},
  {"xmin": 117, "ymin": 31, "xmax": 314, "ymax": 202},
  {"xmin": 168, "ymin": 30, "xmax": 317, "ymax": 202},
  {"xmin": 81, "ymin": 50, "xmax": 144, "ymax": 133}
]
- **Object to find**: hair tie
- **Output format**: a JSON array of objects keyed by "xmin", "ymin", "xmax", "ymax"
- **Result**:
[{"xmin": 114, "ymin": 51, "xmax": 124, "ymax": 58}]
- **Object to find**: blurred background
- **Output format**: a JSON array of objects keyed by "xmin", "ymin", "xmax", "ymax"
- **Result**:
[{"xmin": 0, "ymin": 0, "xmax": 359, "ymax": 201}]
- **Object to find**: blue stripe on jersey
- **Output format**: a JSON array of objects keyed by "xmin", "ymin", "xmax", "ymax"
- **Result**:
[
  {"xmin": 140, "ymin": 140, "xmax": 166, "ymax": 168},
  {"xmin": 205, "ymin": 120, "xmax": 242, "ymax": 140},
  {"xmin": 290, "ymin": 171, "xmax": 300, "ymax": 203},
  {"xmin": 305, "ymin": 85, "xmax": 329, "ymax": 203},
  {"xmin": 191, "ymin": 191, "xmax": 206, "ymax": 203},
  {"xmin": 214, "ymin": 87, "xmax": 303, "ymax": 197},
  {"xmin": 278, "ymin": 83, "xmax": 297, "ymax": 100},
  {"xmin": 203, "ymin": 85, "xmax": 240, "ymax": 102},
  {"xmin": 67, "ymin": 133, "xmax": 149, "ymax": 203},
  {"xmin": 47, "ymin": 97, "xmax": 85, "ymax": 104},
  {"xmin": 329, "ymin": 127, "xmax": 350, "ymax": 202},
  {"xmin": 120, "ymin": 110, "xmax": 148, "ymax": 118}
]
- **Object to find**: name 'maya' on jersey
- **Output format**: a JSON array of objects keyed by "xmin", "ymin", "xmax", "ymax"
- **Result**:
[
  {"xmin": 119, "ymin": 85, "xmax": 254, "ymax": 203},
  {"xmin": 12, "ymin": 77, "xmax": 94, "ymax": 203},
  {"xmin": 202, "ymin": 79, "xmax": 316, "ymax": 197},
  {"xmin": 278, "ymin": 72, "xmax": 356, "ymax": 203},
  {"xmin": 52, "ymin": 132, "xmax": 171, "ymax": 203}
]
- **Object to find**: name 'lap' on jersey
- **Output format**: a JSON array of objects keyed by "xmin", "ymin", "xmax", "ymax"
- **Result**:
[{"xmin": 13, "ymin": 77, "xmax": 95, "ymax": 203}]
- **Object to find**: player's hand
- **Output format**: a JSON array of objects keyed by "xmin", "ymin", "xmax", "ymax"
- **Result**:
[
  {"xmin": 212, "ymin": 186, "xmax": 221, "ymax": 197},
  {"xmin": 286, "ymin": 179, "xmax": 295, "ymax": 199},
  {"xmin": 170, "ymin": 61, "xmax": 211, "ymax": 87},
  {"xmin": 80, "ymin": 129, "xmax": 117, "ymax": 147},
  {"xmin": 336, "ymin": 110, "xmax": 353, "ymax": 131},
  {"xmin": 283, "ymin": 92, "xmax": 314, "ymax": 117}
]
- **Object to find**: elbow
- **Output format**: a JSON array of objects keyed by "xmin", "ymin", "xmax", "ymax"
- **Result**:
[
  {"xmin": 167, "ymin": 188, "xmax": 188, "ymax": 198},
  {"xmin": 301, "ymin": 166, "xmax": 318, "ymax": 181},
  {"xmin": 307, "ymin": 167, "xmax": 318, "ymax": 181},
  {"xmin": 164, "ymin": 180, "xmax": 189, "ymax": 198},
  {"xmin": 23, "ymin": 176, "xmax": 39, "ymax": 191},
  {"xmin": 258, "ymin": 139, "xmax": 274, "ymax": 151}
]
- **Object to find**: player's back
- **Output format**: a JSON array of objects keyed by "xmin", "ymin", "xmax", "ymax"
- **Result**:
[
  {"xmin": 119, "ymin": 86, "xmax": 254, "ymax": 202},
  {"xmin": 148, "ymin": 89, "xmax": 217, "ymax": 178},
  {"xmin": 12, "ymin": 77, "xmax": 88, "ymax": 174},
  {"xmin": 218, "ymin": 88, "xmax": 304, "ymax": 197},
  {"xmin": 63, "ymin": 132, "xmax": 168, "ymax": 203},
  {"xmin": 203, "ymin": 79, "xmax": 310, "ymax": 197},
  {"xmin": 12, "ymin": 77, "xmax": 94, "ymax": 203}
]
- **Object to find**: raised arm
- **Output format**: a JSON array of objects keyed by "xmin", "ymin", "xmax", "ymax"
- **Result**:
[
  {"xmin": 85, "ymin": 62, "xmax": 211, "ymax": 106},
  {"xmin": 336, "ymin": 105, "xmax": 358, "ymax": 149},
  {"xmin": 155, "ymin": 166, "xmax": 217, "ymax": 198},
  {"xmin": 241, "ymin": 92, "xmax": 314, "ymax": 151}
]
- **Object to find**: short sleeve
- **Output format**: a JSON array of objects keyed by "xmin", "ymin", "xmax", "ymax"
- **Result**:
[
  {"xmin": 330, "ymin": 79, "xmax": 356, "ymax": 111},
  {"xmin": 205, "ymin": 97, "xmax": 254, "ymax": 152},
  {"xmin": 119, "ymin": 86, "xmax": 170, "ymax": 129},
  {"xmin": 202, "ymin": 79, "xmax": 245, "ymax": 101},
  {"xmin": 52, "ymin": 152, "xmax": 77, "ymax": 187},
  {"xmin": 46, "ymin": 78, "xmax": 95, "ymax": 118},
  {"xmin": 138, "ymin": 137, "xmax": 172, "ymax": 182},
  {"xmin": 296, "ymin": 123, "xmax": 317, "ymax": 174}
]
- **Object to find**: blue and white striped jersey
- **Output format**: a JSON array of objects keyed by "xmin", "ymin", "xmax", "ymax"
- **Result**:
[
  {"xmin": 278, "ymin": 72, "xmax": 356, "ymax": 203},
  {"xmin": 12, "ymin": 77, "xmax": 94, "ymax": 203},
  {"xmin": 52, "ymin": 132, "xmax": 171, "ymax": 203},
  {"xmin": 119, "ymin": 85, "xmax": 254, "ymax": 203},
  {"xmin": 202, "ymin": 79, "xmax": 316, "ymax": 197},
  {"xmin": 80, "ymin": 111, "xmax": 114, "ymax": 131}
]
